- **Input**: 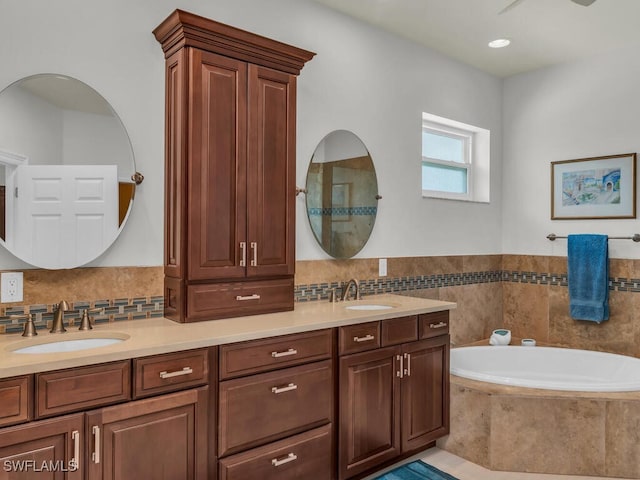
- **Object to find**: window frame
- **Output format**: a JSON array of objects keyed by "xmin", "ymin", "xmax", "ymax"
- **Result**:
[
  {"xmin": 421, "ymin": 121, "xmax": 474, "ymax": 201},
  {"xmin": 420, "ymin": 112, "xmax": 491, "ymax": 203}
]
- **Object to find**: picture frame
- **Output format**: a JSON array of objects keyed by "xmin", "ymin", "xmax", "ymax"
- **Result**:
[{"xmin": 551, "ymin": 153, "xmax": 637, "ymax": 220}]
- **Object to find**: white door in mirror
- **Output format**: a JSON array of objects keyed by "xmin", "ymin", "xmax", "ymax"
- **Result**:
[{"xmin": 9, "ymin": 165, "xmax": 118, "ymax": 269}]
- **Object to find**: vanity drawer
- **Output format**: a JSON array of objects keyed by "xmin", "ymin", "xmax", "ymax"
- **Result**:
[
  {"xmin": 419, "ymin": 310, "xmax": 450, "ymax": 339},
  {"xmin": 339, "ymin": 321, "xmax": 380, "ymax": 355},
  {"xmin": 381, "ymin": 315, "xmax": 418, "ymax": 346},
  {"xmin": 0, "ymin": 375, "xmax": 32, "ymax": 427},
  {"xmin": 36, "ymin": 360, "xmax": 131, "ymax": 418},
  {"xmin": 218, "ymin": 360, "xmax": 333, "ymax": 457},
  {"xmin": 133, "ymin": 348, "xmax": 209, "ymax": 399},
  {"xmin": 187, "ymin": 278, "xmax": 293, "ymax": 321},
  {"xmin": 219, "ymin": 424, "xmax": 332, "ymax": 480},
  {"xmin": 219, "ymin": 329, "xmax": 333, "ymax": 379}
]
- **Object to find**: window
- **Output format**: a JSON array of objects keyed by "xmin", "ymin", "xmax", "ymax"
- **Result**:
[{"xmin": 421, "ymin": 112, "xmax": 490, "ymax": 203}]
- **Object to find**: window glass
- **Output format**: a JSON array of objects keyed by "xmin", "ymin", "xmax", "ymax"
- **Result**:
[
  {"xmin": 421, "ymin": 130, "xmax": 465, "ymax": 163},
  {"xmin": 422, "ymin": 163, "xmax": 468, "ymax": 194}
]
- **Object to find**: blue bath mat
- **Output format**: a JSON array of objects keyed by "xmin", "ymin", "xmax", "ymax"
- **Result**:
[{"xmin": 373, "ymin": 460, "xmax": 459, "ymax": 480}]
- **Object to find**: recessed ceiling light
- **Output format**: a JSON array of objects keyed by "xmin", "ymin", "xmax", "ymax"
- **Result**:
[{"xmin": 488, "ymin": 38, "xmax": 511, "ymax": 48}]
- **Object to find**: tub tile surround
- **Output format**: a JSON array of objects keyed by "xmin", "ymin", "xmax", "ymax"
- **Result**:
[{"xmin": 440, "ymin": 376, "xmax": 640, "ymax": 478}]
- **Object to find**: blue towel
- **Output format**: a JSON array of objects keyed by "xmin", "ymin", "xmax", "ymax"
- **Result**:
[{"xmin": 567, "ymin": 234, "xmax": 609, "ymax": 323}]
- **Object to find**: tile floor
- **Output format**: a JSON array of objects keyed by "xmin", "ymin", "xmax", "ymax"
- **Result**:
[{"xmin": 365, "ymin": 447, "xmax": 634, "ymax": 480}]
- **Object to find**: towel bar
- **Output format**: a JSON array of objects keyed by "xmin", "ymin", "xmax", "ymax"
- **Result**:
[{"xmin": 547, "ymin": 233, "xmax": 640, "ymax": 242}]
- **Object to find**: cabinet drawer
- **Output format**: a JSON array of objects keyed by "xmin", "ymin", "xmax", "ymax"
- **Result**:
[
  {"xmin": 219, "ymin": 360, "xmax": 333, "ymax": 457},
  {"xmin": 36, "ymin": 360, "xmax": 131, "ymax": 418},
  {"xmin": 0, "ymin": 375, "xmax": 31, "ymax": 427},
  {"xmin": 419, "ymin": 311, "xmax": 450, "ymax": 339},
  {"xmin": 133, "ymin": 348, "xmax": 209, "ymax": 398},
  {"xmin": 339, "ymin": 322, "xmax": 380, "ymax": 355},
  {"xmin": 381, "ymin": 315, "xmax": 418, "ymax": 346},
  {"xmin": 187, "ymin": 278, "xmax": 293, "ymax": 321},
  {"xmin": 219, "ymin": 424, "xmax": 332, "ymax": 480},
  {"xmin": 220, "ymin": 329, "xmax": 332, "ymax": 379}
]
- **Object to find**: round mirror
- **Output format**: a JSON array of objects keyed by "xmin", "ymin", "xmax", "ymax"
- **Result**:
[
  {"xmin": 305, "ymin": 130, "xmax": 379, "ymax": 258},
  {"xmin": 0, "ymin": 74, "xmax": 136, "ymax": 269}
]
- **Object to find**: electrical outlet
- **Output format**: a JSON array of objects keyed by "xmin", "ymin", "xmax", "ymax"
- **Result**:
[
  {"xmin": 1, "ymin": 272, "xmax": 23, "ymax": 303},
  {"xmin": 379, "ymin": 258, "xmax": 387, "ymax": 277}
]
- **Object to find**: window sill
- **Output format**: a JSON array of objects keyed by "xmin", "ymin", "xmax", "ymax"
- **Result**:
[{"xmin": 422, "ymin": 193, "xmax": 490, "ymax": 204}]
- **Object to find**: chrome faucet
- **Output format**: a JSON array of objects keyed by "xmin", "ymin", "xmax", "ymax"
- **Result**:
[
  {"xmin": 341, "ymin": 278, "xmax": 361, "ymax": 301},
  {"xmin": 50, "ymin": 300, "xmax": 69, "ymax": 333}
]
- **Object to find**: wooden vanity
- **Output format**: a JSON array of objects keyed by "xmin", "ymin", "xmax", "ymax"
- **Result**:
[{"xmin": 0, "ymin": 295, "xmax": 453, "ymax": 479}]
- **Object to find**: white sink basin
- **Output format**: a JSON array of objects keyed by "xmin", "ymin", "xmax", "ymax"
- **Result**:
[
  {"xmin": 344, "ymin": 304, "xmax": 395, "ymax": 311},
  {"xmin": 8, "ymin": 333, "xmax": 129, "ymax": 354}
]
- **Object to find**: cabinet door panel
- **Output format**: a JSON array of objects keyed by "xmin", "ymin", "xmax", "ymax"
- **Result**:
[
  {"xmin": 188, "ymin": 49, "xmax": 247, "ymax": 281},
  {"xmin": 247, "ymin": 65, "xmax": 295, "ymax": 277},
  {"xmin": 339, "ymin": 346, "xmax": 401, "ymax": 480},
  {"xmin": 86, "ymin": 388, "xmax": 208, "ymax": 480},
  {"xmin": 0, "ymin": 414, "xmax": 83, "ymax": 480},
  {"xmin": 401, "ymin": 336, "xmax": 450, "ymax": 453}
]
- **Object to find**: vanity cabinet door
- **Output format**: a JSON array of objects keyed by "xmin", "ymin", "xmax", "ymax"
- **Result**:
[
  {"xmin": 338, "ymin": 346, "xmax": 401, "ymax": 480},
  {"xmin": 401, "ymin": 336, "xmax": 450, "ymax": 453},
  {"xmin": 86, "ymin": 387, "xmax": 208, "ymax": 480},
  {"xmin": 245, "ymin": 64, "xmax": 295, "ymax": 279},
  {"xmin": 187, "ymin": 48, "xmax": 247, "ymax": 282},
  {"xmin": 0, "ymin": 413, "xmax": 83, "ymax": 479}
]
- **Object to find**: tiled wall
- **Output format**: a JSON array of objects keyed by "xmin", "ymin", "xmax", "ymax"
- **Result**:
[
  {"xmin": 0, "ymin": 266, "xmax": 164, "ymax": 334},
  {"xmin": 3, "ymin": 255, "xmax": 638, "ymax": 358}
]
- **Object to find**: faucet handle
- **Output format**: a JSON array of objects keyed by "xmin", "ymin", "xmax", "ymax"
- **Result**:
[
  {"xmin": 11, "ymin": 313, "xmax": 37, "ymax": 337},
  {"xmin": 78, "ymin": 308, "xmax": 101, "ymax": 331}
]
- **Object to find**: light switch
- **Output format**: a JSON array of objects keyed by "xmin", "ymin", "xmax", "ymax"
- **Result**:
[{"xmin": 379, "ymin": 258, "xmax": 387, "ymax": 277}]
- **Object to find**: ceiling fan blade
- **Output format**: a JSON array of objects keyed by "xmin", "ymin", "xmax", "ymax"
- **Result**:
[
  {"xmin": 571, "ymin": 0, "xmax": 597, "ymax": 5},
  {"xmin": 499, "ymin": 0, "xmax": 527, "ymax": 15}
]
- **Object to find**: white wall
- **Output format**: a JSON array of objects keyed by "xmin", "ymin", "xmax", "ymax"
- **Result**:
[
  {"xmin": 0, "ymin": 0, "xmax": 503, "ymax": 268},
  {"xmin": 503, "ymin": 46, "xmax": 640, "ymax": 259}
]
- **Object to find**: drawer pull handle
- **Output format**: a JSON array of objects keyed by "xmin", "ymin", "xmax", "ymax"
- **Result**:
[
  {"xmin": 236, "ymin": 294, "xmax": 261, "ymax": 301},
  {"xmin": 272, "ymin": 453, "xmax": 298, "ymax": 467},
  {"xmin": 271, "ymin": 348, "xmax": 298, "ymax": 358},
  {"xmin": 429, "ymin": 321, "xmax": 448, "ymax": 329},
  {"xmin": 271, "ymin": 383, "xmax": 298, "ymax": 394},
  {"xmin": 71, "ymin": 430, "xmax": 80, "ymax": 470},
  {"xmin": 353, "ymin": 334, "xmax": 375, "ymax": 343},
  {"xmin": 159, "ymin": 367, "xmax": 193, "ymax": 379},
  {"xmin": 92, "ymin": 425, "xmax": 100, "ymax": 464}
]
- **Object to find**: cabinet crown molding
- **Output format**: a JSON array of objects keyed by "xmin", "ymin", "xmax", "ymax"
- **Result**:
[{"xmin": 153, "ymin": 9, "xmax": 315, "ymax": 75}]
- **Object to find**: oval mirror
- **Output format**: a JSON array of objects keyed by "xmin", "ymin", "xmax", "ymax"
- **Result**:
[
  {"xmin": 0, "ymin": 74, "xmax": 137, "ymax": 269},
  {"xmin": 305, "ymin": 130, "xmax": 379, "ymax": 258}
]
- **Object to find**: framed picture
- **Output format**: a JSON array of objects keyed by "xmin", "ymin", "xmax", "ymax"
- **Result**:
[{"xmin": 551, "ymin": 153, "xmax": 637, "ymax": 220}]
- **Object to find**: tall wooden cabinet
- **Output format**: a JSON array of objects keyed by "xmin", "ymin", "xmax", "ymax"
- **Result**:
[{"xmin": 153, "ymin": 10, "xmax": 315, "ymax": 322}]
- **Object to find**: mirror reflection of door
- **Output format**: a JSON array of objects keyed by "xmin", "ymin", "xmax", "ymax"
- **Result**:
[
  {"xmin": 9, "ymin": 165, "xmax": 118, "ymax": 270},
  {"xmin": 0, "ymin": 74, "xmax": 136, "ymax": 268}
]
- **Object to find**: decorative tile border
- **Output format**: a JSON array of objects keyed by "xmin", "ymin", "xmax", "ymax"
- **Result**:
[
  {"xmin": 307, "ymin": 206, "xmax": 378, "ymax": 216},
  {"xmin": 295, "ymin": 271, "xmax": 502, "ymax": 302},
  {"xmin": 0, "ymin": 296, "xmax": 165, "ymax": 335}
]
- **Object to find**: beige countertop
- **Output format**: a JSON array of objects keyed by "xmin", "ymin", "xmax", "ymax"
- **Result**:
[{"xmin": 0, "ymin": 294, "xmax": 455, "ymax": 378}]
